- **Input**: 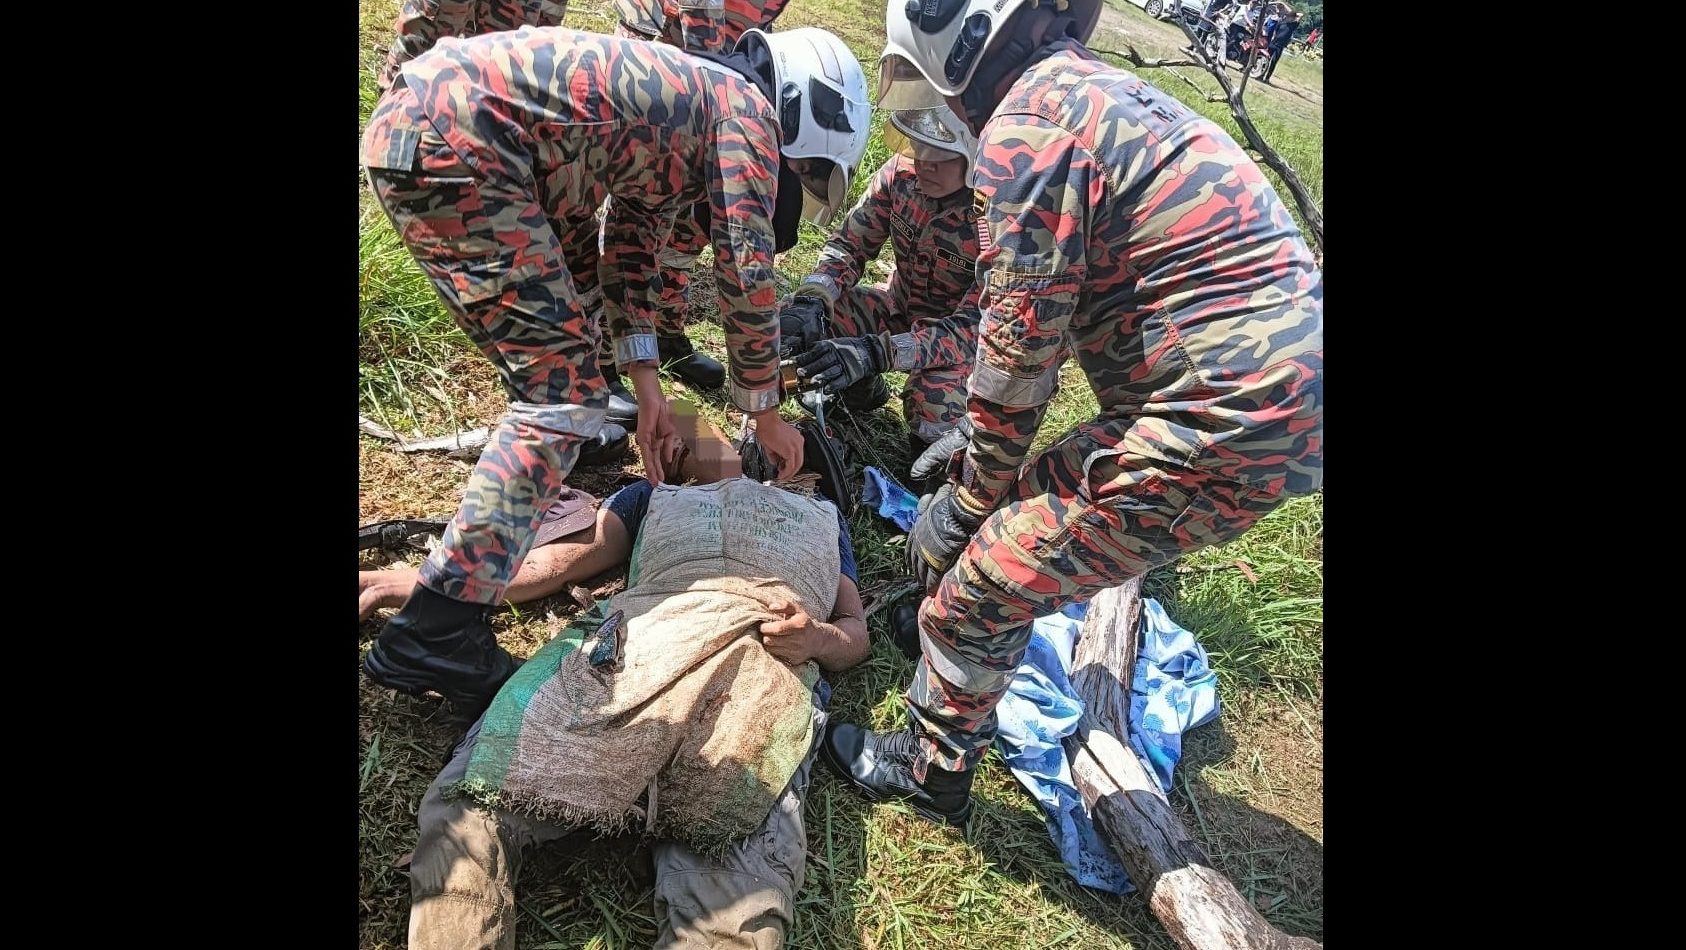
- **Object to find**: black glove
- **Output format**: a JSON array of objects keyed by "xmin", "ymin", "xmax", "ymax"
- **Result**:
[
  {"xmin": 907, "ymin": 482, "xmax": 988, "ymax": 594},
  {"xmin": 909, "ymin": 416, "xmax": 974, "ymax": 482},
  {"xmin": 737, "ymin": 429, "xmax": 778, "ymax": 483},
  {"xmin": 778, "ymin": 295, "xmax": 828, "ymax": 360},
  {"xmin": 794, "ymin": 334, "xmax": 888, "ymax": 395}
]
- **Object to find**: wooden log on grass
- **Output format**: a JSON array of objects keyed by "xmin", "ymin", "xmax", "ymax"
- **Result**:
[{"xmin": 1066, "ymin": 579, "xmax": 1320, "ymax": 950}]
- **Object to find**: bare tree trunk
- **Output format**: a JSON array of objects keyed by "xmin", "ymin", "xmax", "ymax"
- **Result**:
[
  {"xmin": 1202, "ymin": 56, "xmax": 1324, "ymax": 255},
  {"xmin": 1066, "ymin": 581, "xmax": 1320, "ymax": 950}
]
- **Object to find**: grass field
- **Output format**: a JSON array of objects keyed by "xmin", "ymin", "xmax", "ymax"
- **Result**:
[{"xmin": 358, "ymin": 2, "xmax": 1323, "ymax": 947}]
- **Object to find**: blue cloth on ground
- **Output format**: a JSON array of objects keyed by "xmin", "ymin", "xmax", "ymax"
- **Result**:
[
  {"xmin": 993, "ymin": 597, "xmax": 1219, "ymax": 894},
  {"xmin": 861, "ymin": 466, "xmax": 921, "ymax": 533}
]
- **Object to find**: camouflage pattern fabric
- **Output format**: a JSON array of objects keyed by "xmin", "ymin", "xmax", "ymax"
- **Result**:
[
  {"xmin": 378, "ymin": 0, "xmax": 568, "ymax": 94},
  {"xmin": 605, "ymin": 0, "xmax": 794, "ymax": 372},
  {"xmin": 908, "ymin": 41, "xmax": 1323, "ymax": 774},
  {"xmin": 361, "ymin": 28, "xmax": 786, "ymax": 604},
  {"xmin": 797, "ymin": 155, "xmax": 982, "ymax": 443},
  {"xmin": 614, "ymin": 0, "xmax": 792, "ymax": 50}
]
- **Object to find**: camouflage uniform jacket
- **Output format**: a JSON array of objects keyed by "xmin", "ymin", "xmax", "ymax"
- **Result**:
[
  {"xmin": 960, "ymin": 41, "xmax": 1323, "ymax": 508},
  {"xmin": 797, "ymin": 154, "xmax": 982, "ymax": 373},
  {"xmin": 394, "ymin": 28, "xmax": 785, "ymax": 411}
]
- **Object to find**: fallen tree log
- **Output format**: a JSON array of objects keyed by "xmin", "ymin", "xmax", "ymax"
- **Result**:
[{"xmin": 1065, "ymin": 580, "xmax": 1320, "ymax": 950}]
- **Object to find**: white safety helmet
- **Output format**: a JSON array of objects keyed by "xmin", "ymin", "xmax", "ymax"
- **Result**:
[
  {"xmin": 885, "ymin": 105, "xmax": 979, "ymax": 178},
  {"xmin": 877, "ymin": 0, "xmax": 1102, "ymax": 107},
  {"xmin": 738, "ymin": 27, "xmax": 872, "ymax": 225}
]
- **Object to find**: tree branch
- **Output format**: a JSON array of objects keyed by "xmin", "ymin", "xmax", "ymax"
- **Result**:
[
  {"xmin": 1092, "ymin": 48, "xmax": 1218, "ymax": 100},
  {"xmin": 1097, "ymin": 11, "xmax": 1323, "ymax": 255},
  {"xmin": 1068, "ymin": 580, "xmax": 1322, "ymax": 950},
  {"xmin": 1089, "ymin": 44, "xmax": 1205, "ymax": 69}
]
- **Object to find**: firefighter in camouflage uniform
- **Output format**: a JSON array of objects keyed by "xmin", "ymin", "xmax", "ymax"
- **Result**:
[
  {"xmin": 821, "ymin": 0, "xmax": 1324, "ymax": 828},
  {"xmin": 781, "ymin": 105, "xmax": 983, "ymax": 456},
  {"xmin": 359, "ymin": 26, "xmax": 870, "ymax": 720},
  {"xmin": 594, "ymin": 0, "xmax": 799, "ymax": 424}
]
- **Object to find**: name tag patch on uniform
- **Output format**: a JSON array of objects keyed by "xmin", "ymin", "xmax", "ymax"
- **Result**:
[
  {"xmin": 364, "ymin": 124, "xmax": 423, "ymax": 172},
  {"xmin": 938, "ymin": 247, "xmax": 973, "ymax": 270},
  {"xmin": 891, "ymin": 213, "xmax": 916, "ymax": 243}
]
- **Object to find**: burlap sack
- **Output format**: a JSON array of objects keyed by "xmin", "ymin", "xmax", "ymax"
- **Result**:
[{"xmin": 452, "ymin": 479, "xmax": 841, "ymax": 852}]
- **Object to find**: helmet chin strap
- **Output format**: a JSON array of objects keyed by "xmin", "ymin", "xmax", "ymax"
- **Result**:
[
  {"xmin": 770, "ymin": 160, "xmax": 806, "ymax": 253},
  {"xmin": 957, "ymin": 12, "xmax": 1080, "ymax": 131},
  {"xmin": 691, "ymin": 44, "xmax": 803, "ymax": 252}
]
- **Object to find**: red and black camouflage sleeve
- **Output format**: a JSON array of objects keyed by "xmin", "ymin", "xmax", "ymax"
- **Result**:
[
  {"xmin": 799, "ymin": 157, "xmax": 897, "ymax": 311},
  {"xmin": 960, "ymin": 115, "xmax": 1101, "ymax": 511},
  {"xmin": 903, "ymin": 280, "xmax": 982, "ymax": 373},
  {"xmin": 897, "ymin": 195, "xmax": 984, "ymax": 372},
  {"xmin": 601, "ymin": 197, "xmax": 681, "ymax": 369},
  {"xmin": 707, "ymin": 113, "xmax": 784, "ymax": 412}
]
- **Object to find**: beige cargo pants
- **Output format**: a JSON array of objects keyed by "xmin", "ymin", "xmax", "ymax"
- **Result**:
[{"xmin": 406, "ymin": 713, "xmax": 817, "ymax": 950}]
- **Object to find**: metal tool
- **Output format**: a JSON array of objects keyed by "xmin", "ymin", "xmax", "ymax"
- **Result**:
[{"xmin": 359, "ymin": 519, "xmax": 450, "ymax": 552}]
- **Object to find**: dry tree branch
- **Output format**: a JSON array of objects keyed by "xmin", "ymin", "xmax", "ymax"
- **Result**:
[
  {"xmin": 1088, "ymin": 43, "xmax": 1203, "ymax": 68},
  {"xmin": 1097, "ymin": 10, "xmax": 1323, "ymax": 254}
]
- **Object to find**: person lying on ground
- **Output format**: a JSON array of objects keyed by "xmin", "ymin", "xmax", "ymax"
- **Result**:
[{"xmin": 386, "ymin": 470, "xmax": 868, "ymax": 950}]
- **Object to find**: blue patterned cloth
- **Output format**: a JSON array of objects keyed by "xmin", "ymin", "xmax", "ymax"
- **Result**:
[
  {"xmin": 993, "ymin": 597, "xmax": 1219, "ymax": 894},
  {"xmin": 861, "ymin": 466, "xmax": 921, "ymax": 533}
]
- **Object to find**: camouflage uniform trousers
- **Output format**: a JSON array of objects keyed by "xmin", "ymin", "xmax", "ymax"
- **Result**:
[
  {"xmin": 363, "ymin": 85, "xmax": 608, "ymax": 606},
  {"xmin": 409, "ymin": 712, "xmax": 818, "ymax": 950},
  {"xmin": 614, "ymin": 0, "xmax": 792, "ymax": 54},
  {"xmin": 907, "ymin": 418, "xmax": 1287, "ymax": 774},
  {"xmin": 826, "ymin": 283, "xmax": 969, "ymax": 444},
  {"xmin": 590, "ymin": 204, "xmax": 706, "ymax": 373}
]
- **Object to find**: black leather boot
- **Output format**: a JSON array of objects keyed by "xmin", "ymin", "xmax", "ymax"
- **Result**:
[
  {"xmin": 658, "ymin": 333, "xmax": 725, "ymax": 389},
  {"xmin": 599, "ymin": 362, "xmax": 641, "ymax": 427},
  {"xmin": 363, "ymin": 585, "xmax": 517, "ymax": 723},
  {"xmin": 889, "ymin": 595, "xmax": 924, "ymax": 661},
  {"xmin": 840, "ymin": 374, "xmax": 891, "ymax": 413},
  {"xmin": 820, "ymin": 723, "xmax": 975, "ymax": 827},
  {"xmin": 575, "ymin": 422, "xmax": 630, "ymax": 468},
  {"xmin": 906, "ymin": 431, "xmax": 930, "ymax": 463}
]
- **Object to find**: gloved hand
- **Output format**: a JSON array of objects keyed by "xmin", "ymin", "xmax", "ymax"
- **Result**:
[
  {"xmin": 778, "ymin": 295, "xmax": 828, "ymax": 360},
  {"xmin": 909, "ymin": 416, "xmax": 974, "ymax": 482},
  {"xmin": 907, "ymin": 482, "xmax": 989, "ymax": 594},
  {"xmin": 794, "ymin": 334, "xmax": 888, "ymax": 395}
]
